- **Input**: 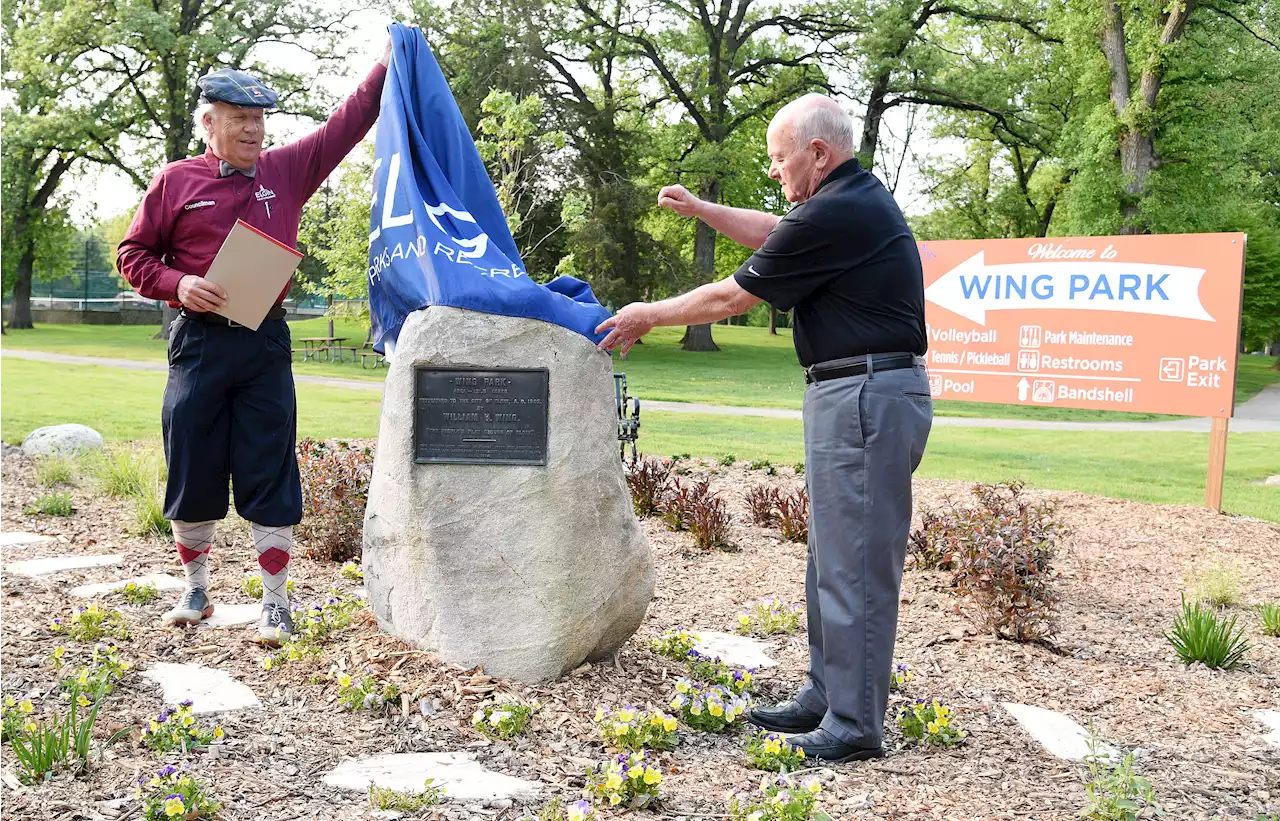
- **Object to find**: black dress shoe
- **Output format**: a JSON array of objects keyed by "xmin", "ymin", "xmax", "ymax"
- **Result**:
[
  {"xmin": 746, "ymin": 700, "xmax": 823, "ymax": 734},
  {"xmin": 786, "ymin": 728, "xmax": 884, "ymax": 763}
]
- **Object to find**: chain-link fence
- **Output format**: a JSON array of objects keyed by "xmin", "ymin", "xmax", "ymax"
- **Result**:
[{"xmin": 10, "ymin": 236, "xmax": 335, "ymax": 315}]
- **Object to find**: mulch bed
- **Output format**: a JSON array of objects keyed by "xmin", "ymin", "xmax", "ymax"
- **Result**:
[{"xmin": 2, "ymin": 445, "xmax": 1278, "ymax": 821}]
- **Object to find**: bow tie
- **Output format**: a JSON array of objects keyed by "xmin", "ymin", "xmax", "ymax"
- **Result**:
[{"xmin": 219, "ymin": 160, "xmax": 257, "ymax": 179}]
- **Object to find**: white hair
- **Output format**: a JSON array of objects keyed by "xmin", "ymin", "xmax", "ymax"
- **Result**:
[
  {"xmin": 193, "ymin": 101, "xmax": 215, "ymax": 136},
  {"xmin": 779, "ymin": 94, "xmax": 855, "ymax": 156}
]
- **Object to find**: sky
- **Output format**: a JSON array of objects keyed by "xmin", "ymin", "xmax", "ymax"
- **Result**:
[{"xmin": 73, "ymin": 8, "xmax": 947, "ymax": 227}]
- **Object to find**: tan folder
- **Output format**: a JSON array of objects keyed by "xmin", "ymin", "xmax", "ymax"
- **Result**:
[{"xmin": 203, "ymin": 219, "xmax": 304, "ymax": 330}]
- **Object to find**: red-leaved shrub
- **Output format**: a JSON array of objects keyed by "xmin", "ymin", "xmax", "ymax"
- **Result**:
[
  {"xmin": 626, "ymin": 457, "xmax": 673, "ymax": 518},
  {"xmin": 296, "ymin": 439, "xmax": 373, "ymax": 562}
]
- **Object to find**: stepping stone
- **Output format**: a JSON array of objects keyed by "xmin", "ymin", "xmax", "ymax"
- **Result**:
[
  {"xmin": 693, "ymin": 631, "xmax": 778, "ymax": 669},
  {"xmin": 1255, "ymin": 710, "xmax": 1280, "ymax": 748},
  {"xmin": 142, "ymin": 662, "xmax": 261, "ymax": 714},
  {"xmin": 6, "ymin": 554, "xmax": 123, "ymax": 577},
  {"xmin": 70, "ymin": 574, "xmax": 186, "ymax": 598},
  {"xmin": 0, "ymin": 532, "xmax": 55, "ymax": 548},
  {"xmin": 198, "ymin": 604, "xmax": 261, "ymax": 629},
  {"xmin": 323, "ymin": 752, "xmax": 540, "ymax": 802},
  {"xmin": 1002, "ymin": 703, "xmax": 1117, "ymax": 761}
]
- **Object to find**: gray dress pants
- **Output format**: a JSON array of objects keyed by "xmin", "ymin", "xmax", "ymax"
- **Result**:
[{"xmin": 794, "ymin": 357, "xmax": 933, "ymax": 747}]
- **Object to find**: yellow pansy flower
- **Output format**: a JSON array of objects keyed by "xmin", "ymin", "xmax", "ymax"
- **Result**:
[
  {"xmin": 605, "ymin": 772, "xmax": 623, "ymax": 790},
  {"xmin": 213, "ymin": 727, "xmax": 225, "ymax": 740},
  {"xmin": 663, "ymin": 716, "xmax": 677, "ymax": 732},
  {"xmin": 643, "ymin": 767, "xmax": 662, "ymax": 785},
  {"xmin": 19, "ymin": 700, "xmax": 34, "ymax": 714}
]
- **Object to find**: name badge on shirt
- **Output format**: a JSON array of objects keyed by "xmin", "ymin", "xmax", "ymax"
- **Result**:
[
  {"xmin": 255, "ymin": 185, "xmax": 276, "ymax": 218},
  {"xmin": 184, "ymin": 200, "xmax": 216, "ymax": 211}
]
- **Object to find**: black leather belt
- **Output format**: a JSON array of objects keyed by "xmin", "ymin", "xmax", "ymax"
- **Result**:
[
  {"xmin": 805, "ymin": 353, "xmax": 917, "ymax": 384},
  {"xmin": 181, "ymin": 305, "xmax": 286, "ymax": 326}
]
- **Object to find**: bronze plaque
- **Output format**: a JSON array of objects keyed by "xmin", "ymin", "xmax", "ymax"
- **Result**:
[{"xmin": 413, "ymin": 367, "xmax": 549, "ymax": 465}]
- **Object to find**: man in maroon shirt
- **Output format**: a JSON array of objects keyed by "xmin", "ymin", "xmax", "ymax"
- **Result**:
[{"xmin": 118, "ymin": 41, "xmax": 391, "ymax": 646}]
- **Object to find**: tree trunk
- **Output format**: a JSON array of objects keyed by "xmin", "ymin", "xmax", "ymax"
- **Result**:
[
  {"xmin": 857, "ymin": 72, "xmax": 891, "ymax": 171},
  {"xmin": 682, "ymin": 177, "xmax": 722, "ymax": 352},
  {"xmin": 682, "ymin": 323, "xmax": 719, "ymax": 352},
  {"xmin": 1117, "ymin": 130, "xmax": 1155, "ymax": 234},
  {"xmin": 8, "ymin": 251, "xmax": 36, "ymax": 330},
  {"xmin": 769, "ymin": 306, "xmax": 777, "ymax": 335}
]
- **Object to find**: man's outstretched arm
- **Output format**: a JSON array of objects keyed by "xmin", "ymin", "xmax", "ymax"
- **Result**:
[
  {"xmin": 658, "ymin": 184, "xmax": 780, "ymax": 250},
  {"xmin": 595, "ymin": 277, "xmax": 761, "ymax": 355}
]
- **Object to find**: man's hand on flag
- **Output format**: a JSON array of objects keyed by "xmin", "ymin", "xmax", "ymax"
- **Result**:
[{"xmin": 596, "ymin": 304, "xmax": 656, "ymax": 355}]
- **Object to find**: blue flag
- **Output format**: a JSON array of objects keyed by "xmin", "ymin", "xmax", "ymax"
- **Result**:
[{"xmin": 367, "ymin": 23, "xmax": 610, "ymax": 353}]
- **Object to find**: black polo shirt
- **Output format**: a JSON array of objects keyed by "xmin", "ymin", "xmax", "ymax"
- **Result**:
[{"xmin": 733, "ymin": 158, "xmax": 927, "ymax": 367}]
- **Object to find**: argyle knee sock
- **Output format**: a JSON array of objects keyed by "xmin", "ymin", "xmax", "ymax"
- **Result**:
[
  {"xmin": 172, "ymin": 520, "xmax": 216, "ymax": 591},
  {"xmin": 250, "ymin": 523, "xmax": 293, "ymax": 610}
]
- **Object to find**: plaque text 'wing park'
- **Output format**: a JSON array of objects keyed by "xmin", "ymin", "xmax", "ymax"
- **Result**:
[{"xmin": 414, "ymin": 367, "xmax": 550, "ymax": 465}]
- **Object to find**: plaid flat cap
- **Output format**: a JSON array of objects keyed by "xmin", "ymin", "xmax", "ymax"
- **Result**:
[{"xmin": 197, "ymin": 68, "xmax": 278, "ymax": 108}]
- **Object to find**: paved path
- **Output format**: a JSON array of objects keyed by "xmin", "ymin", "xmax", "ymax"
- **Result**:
[{"xmin": 5, "ymin": 347, "xmax": 1279, "ymax": 433}]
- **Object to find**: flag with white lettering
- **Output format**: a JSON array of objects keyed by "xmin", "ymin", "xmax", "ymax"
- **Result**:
[{"xmin": 367, "ymin": 23, "xmax": 610, "ymax": 353}]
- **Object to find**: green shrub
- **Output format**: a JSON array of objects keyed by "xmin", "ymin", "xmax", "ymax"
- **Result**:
[
  {"xmin": 8, "ymin": 684, "xmax": 104, "ymax": 783},
  {"xmin": 35, "ymin": 455, "xmax": 77, "ymax": 488},
  {"xmin": 1166, "ymin": 596, "xmax": 1249, "ymax": 669},
  {"xmin": 736, "ymin": 597, "xmax": 804, "ymax": 636},
  {"xmin": 25, "ymin": 491, "xmax": 75, "ymax": 516},
  {"xmin": 242, "ymin": 575, "xmax": 295, "ymax": 600},
  {"xmin": 92, "ymin": 446, "xmax": 159, "ymax": 499},
  {"xmin": 49, "ymin": 604, "xmax": 129, "ymax": 643},
  {"xmin": 129, "ymin": 479, "xmax": 171, "ymax": 538},
  {"xmin": 1259, "ymin": 603, "xmax": 1280, "ymax": 637},
  {"xmin": 472, "ymin": 701, "xmax": 537, "ymax": 739},
  {"xmin": 649, "ymin": 629, "xmax": 698, "ymax": 661},
  {"xmin": 368, "ymin": 779, "xmax": 446, "ymax": 812},
  {"xmin": 119, "ymin": 581, "xmax": 159, "ymax": 605},
  {"xmin": 1189, "ymin": 561, "xmax": 1245, "ymax": 608},
  {"xmin": 727, "ymin": 774, "xmax": 824, "ymax": 821},
  {"xmin": 1079, "ymin": 734, "xmax": 1162, "ymax": 820}
]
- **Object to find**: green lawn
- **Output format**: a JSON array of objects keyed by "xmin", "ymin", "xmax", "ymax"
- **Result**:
[
  {"xmin": 5, "ymin": 322, "xmax": 1277, "ymax": 420},
  {"xmin": 4, "ymin": 359, "xmax": 1276, "ymax": 522}
]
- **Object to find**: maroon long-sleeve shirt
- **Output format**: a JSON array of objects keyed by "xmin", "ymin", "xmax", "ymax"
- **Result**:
[{"xmin": 118, "ymin": 63, "xmax": 388, "ymax": 307}]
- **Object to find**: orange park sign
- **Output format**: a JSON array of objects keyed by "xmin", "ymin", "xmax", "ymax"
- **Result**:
[{"xmin": 919, "ymin": 234, "xmax": 1246, "ymax": 419}]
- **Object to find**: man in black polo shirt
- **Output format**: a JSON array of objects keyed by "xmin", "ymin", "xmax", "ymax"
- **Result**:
[{"xmin": 596, "ymin": 93, "xmax": 933, "ymax": 762}]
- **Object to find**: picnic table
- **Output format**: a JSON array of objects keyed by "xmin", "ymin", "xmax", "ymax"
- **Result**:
[{"xmin": 294, "ymin": 337, "xmax": 347, "ymax": 362}]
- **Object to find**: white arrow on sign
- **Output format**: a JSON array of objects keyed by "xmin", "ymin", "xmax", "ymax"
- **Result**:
[
  {"xmin": 925, "ymin": 252, "xmax": 1214, "ymax": 327},
  {"xmin": 1017, "ymin": 378, "xmax": 1030, "ymax": 402}
]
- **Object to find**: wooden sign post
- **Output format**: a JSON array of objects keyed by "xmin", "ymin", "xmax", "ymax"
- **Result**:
[{"xmin": 919, "ymin": 233, "xmax": 1246, "ymax": 511}]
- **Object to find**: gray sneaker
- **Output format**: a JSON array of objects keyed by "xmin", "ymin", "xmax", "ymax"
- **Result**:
[
  {"xmin": 163, "ymin": 587, "xmax": 214, "ymax": 626},
  {"xmin": 256, "ymin": 602, "xmax": 294, "ymax": 648}
]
